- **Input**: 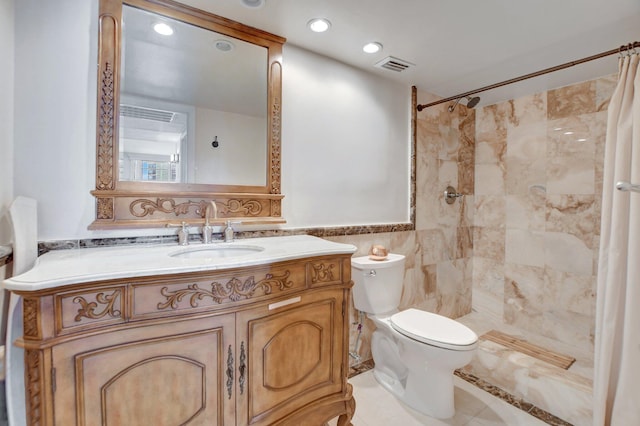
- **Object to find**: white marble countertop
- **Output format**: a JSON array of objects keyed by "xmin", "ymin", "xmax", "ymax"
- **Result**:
[{"xmin": 3, "ymin": 235, "xmax": 356, "ymax": 292}]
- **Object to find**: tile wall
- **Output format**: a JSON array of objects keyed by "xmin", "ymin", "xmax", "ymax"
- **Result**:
[{"xmin": 472, "ymin": 74, "xmax": 616, "ymax": 355}]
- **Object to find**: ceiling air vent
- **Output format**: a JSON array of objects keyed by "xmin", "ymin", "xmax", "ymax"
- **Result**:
[
  {"xmin": 120, "ymin": 104, "xmax": 176, "ymax": 123},
  {"xmin": 374, "ymin": 56, "xmax": 414, "ymax": 73}
]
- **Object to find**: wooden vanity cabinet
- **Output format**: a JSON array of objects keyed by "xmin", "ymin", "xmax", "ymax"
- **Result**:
[{"xmin": 16, "ymin": 254, "xmax": 355, "ymax": 426}]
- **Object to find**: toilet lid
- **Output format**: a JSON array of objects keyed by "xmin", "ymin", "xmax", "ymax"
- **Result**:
[{"xmin": 390, "ymin": 308, "xmax": 478, "ymax": 350}]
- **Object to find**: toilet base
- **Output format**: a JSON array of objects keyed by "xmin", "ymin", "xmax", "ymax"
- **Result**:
[
  {"xmin": 369, "ymin": 317, "xmax": 473, "ymax": 420},
  {"xmin": 372, "ymin": 363, "xmax": 455, "ymax": 419}
]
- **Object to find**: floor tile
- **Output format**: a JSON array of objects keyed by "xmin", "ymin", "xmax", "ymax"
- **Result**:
[{"xmin": 342, "ymin": 370, "xmax": 549, "ymax": 426}]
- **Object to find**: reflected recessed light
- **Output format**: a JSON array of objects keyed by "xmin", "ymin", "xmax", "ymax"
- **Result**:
[
  {"xmin": 215, "ymin": 39, "xmax": 235, "ymax": 52},
  {"xmin": 577, "ymin": 138, "xmax": 588, "ymax": 142},
  {"xmin": 308, "ymin": 18, "xmax": 331, "ymax": 33},
  {"xmin": 153, "ymin": 22, "xmax": 173, "ymax": 36},
  {"xmin": 241, "ymin": 0, "xmax": 265, "ymax": 8},
  {"xmin": 564, "ymin": 131, "xmax": 574, "ymax": 135},
  {"xmin": 363, "ymin": 42, "xmax": 382, "ymax": 54}
]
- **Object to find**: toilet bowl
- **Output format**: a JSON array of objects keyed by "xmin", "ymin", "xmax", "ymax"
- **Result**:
[{"xmin": 351, "ymin": 254, "xmax": 478, "ymax": 419}]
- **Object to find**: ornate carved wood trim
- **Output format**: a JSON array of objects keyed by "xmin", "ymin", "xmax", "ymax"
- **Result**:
[
  {"xmin": 23, "ymin": 298, "xmax": 41, "ymax": 339},
  {"xmin": 25, "ymin": 349, "xmax": 44, "ymax": 426},
  {"xmin": 269, "ymin": 60, "xmax": 282, "ymax": 195},
  {"xmin": 92, "ymin": 0, "xmax": 285, "ymax": 230},
  {"xmin": 308, "ymin": 261, "xmax": 343, "ymax": 287},
  {"xmin": 73, "ymin": 290, "xmax": 122, "ymax": 322},
  {"xmin": 97, "ymin": 61, "xmax": 115, "ymax": 191},
  {"xmin": 311, "ymin": 263, "xmax": 336, "ymax": 283},
  {"xmin": 157, "ymin": 271, "xmax": 293, "ymax": 309},
  {"xmin": 89, "ymin": 192, "xmax": 284, "ymax": 229},
  {"xmin": 128, "ymin": 198, "xmax": 265, "ymax": 218}
]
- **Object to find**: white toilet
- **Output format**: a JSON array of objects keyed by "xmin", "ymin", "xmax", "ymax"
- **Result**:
[{"xmin": 351, "ymin": 253, "xmax": 478, "ymax": 419}]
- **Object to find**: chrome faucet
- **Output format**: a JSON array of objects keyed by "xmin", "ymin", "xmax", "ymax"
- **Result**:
[{"xmin": 202, "ymin": 201, "xmax": 218, "ymax": 244}]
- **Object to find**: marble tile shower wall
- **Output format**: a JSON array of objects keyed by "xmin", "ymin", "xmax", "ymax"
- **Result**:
[
  {"xmin": 334, "ymin": 74, "xmax": 616, "ymax": 366},
  {"xmin": 329, "ymin": 95, "xmax": 476, "ymax": 364},
  {"xmin": 473, "ymin": 74, "xmax": 617, "ymax": 354}
]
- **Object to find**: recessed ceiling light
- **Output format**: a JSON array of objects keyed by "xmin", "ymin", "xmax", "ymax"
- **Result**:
[
  {"xmin": 241, "ymin": 0, "xmax": 265, "ymax": 8},
  {"xmin": 363, "ymin": 42, "xmax": 382, "ymax": 54},
  {"xmin": 215, "ymin": 39, "xmax": 235, "ymax": 52},
  {"xmin": 153, "ymin": 23, "xmax": 174, "ymax": 36},
  {"xmin": 308, "ymin": 18, "xmax": 331, "ymax": 33}
]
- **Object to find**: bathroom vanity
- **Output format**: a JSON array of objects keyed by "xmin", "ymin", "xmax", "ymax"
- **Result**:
[{"xmin": 3, "ymin": 236, "xmax": 356, "ymax": 426}]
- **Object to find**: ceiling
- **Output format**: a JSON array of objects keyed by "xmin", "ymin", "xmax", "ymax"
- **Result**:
[{"xmin": 176, "ymin": 0, "xmax": 640, "ymax": 108}]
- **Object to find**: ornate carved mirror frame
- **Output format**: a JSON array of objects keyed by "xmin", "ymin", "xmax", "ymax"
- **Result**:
[{"xmin": 91, "ymin": 0, "xmax": 285, "ymax": 229}]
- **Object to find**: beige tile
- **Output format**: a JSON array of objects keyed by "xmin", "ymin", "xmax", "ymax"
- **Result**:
[
  {"xmin": 506, "ymin": 122, "xmax": 547, "ymax": 160},
  {"xmin": 475, "ymin": 164, "xmax": 505, "ymax": 195},
  {"xmin": 506, "ymin": 92, "xmax": 547, "ymax": 128},
  {"xmin": 506, "ymin": 193, "xmax": 545, "ymax": 231},
  {"xmin": 546, "ymin": 156, "xmax": 595, "ymax": 195},
  {"xmin": 505, "ymin": 229, "xmax": 545, "ymax": 267},
  {"xmin": 473, "ymin": 227, "xmax": 505, "ymax": 262},
  {"xmin": 547, "ymin": 80, "xmax": 596, "ymax": 120},
  {"xmin": 505, "ymin": 157, "xmax": 545, "ymax": 196},
  {"xmin": 474, "ymin": 196, "xmax": 506, "ymax": 228},
  {"xmin": 545, "ymin": 195, "xmax": 595, "ymax": 248},
  {"xmin": 345, "ymin": 370, "xmax": 550, "ymax": 426},
  {"xmin": 544, "ymin": 231, "xmax": 593, "ymax": 276}
]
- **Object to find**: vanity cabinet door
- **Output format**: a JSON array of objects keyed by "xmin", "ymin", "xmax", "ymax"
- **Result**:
[
  {"xmin": 236, "ymin": 289, "xmax": 346, "ymax": 426},
  {"xmin": 51, "ymin": 314, "xmax": 236, "ymax": 426}
]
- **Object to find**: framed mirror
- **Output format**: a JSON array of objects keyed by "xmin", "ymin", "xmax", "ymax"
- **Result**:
[{"xmin": 91, "ymin": 0, "xmax": 285, "ymax": 229}]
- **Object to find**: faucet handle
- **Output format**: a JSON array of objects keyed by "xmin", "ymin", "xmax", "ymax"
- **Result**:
[
  {"xmin": 224, "ymin": 220, "xmax": 241, "ymax": 242},
  {"xmin": 167, "ymin": 221, "xmax": 190, "ymax": 246}
]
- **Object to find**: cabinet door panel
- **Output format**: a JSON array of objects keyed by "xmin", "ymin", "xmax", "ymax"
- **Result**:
[
  {"xmin": 263, "ymin": 321, "xmax": 322, "ymax": 389},
  {"xmin": 53, "ymin": 316, "xmax": 235, "ymax": 426},
  {"xmin": 238, "ymin": 291, "xmax": 344, "ymax": 425}
]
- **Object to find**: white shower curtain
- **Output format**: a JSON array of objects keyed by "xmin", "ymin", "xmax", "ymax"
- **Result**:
[{"xmin": 593, "ymin": 52, "xmax": 640, "ymax": 425}]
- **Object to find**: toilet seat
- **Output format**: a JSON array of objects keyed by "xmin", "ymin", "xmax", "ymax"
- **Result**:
[{"xmin": 390, "ymin": 308, "xmax": 477, "ymax": 351}]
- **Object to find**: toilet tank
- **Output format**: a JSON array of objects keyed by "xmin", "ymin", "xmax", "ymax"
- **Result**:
[{"xmin": 351, "ymin": 253, "xmax": 405, "ymax": 314}]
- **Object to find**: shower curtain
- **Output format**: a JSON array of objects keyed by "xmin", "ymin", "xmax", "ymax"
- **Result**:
[{"xmin": 593, "ymin": 52, "xmax": 639, "ymax": 425}]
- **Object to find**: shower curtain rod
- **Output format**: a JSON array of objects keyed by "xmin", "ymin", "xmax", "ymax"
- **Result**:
[{"xmin": 416, "ymin": 41, "xmax": 640, "ymax": 111}]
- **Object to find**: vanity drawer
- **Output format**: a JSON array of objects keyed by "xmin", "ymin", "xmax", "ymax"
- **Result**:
[
  {"xmin": 55, "ymin": 286, "xmax": 127, "ymax": 335},
  {"xmin": 131, "ymin": 264, "xmax": 307, "ymax": 319},
  {"xmin": 306, "ymin": 257, "xmax": 348, "ymax": 287}
]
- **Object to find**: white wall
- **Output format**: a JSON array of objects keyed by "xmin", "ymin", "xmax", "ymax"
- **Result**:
[
  {"xmin": 281, "ymin": 45, "xmax": 410, "ymax": 228},
  {"xmin": 194, "ymin": 107, "xmax": 266, "ymax": 186},
  {"xmin": 12, "ymin": 0, "xmax": 411, "ymax": 241},
  {"xmin": 0, "ymin": 0, "xmax": 15, "ymax": 246},
  {"xmin": 13, "ymin": 0, "xmax": 97, "ymax": 241}
]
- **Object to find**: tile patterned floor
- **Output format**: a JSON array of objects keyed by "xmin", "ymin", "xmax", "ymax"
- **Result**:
[{"xmin": 336, "ymin": 370, "xmax": 550, "ymax": 426}]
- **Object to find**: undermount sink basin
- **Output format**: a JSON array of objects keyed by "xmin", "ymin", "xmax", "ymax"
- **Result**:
[{"xmin": 169, "ymin": 245, "xmax": 264, "ymax": 259}]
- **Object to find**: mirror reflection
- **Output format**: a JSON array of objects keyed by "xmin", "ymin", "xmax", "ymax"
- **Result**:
[{"xmin": 120, "ymin": 5, "xmax": 268, "ymax": 185}]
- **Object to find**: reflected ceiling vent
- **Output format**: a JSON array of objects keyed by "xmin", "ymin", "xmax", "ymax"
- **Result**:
[
  {"xmin": 120, "ymin": 104, "xmax": 175, "ymax": 123},
  {"xmin": 374, "ymin": 56, "xmax": 414, "ymax": 72}
]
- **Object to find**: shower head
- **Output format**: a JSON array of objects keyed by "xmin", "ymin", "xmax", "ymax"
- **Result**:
[
  {"xmin": 466, "ymin": 96, "xmax": 481, "ymax": 108},
  {"xmin": 448, "ymin": 95, "xmax": 481, "ymax": 112}
]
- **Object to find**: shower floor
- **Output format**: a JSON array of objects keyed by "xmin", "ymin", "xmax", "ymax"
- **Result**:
[{"xmin": 457, "ymin": 310, "xmax": 593, "ymax": 425}]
